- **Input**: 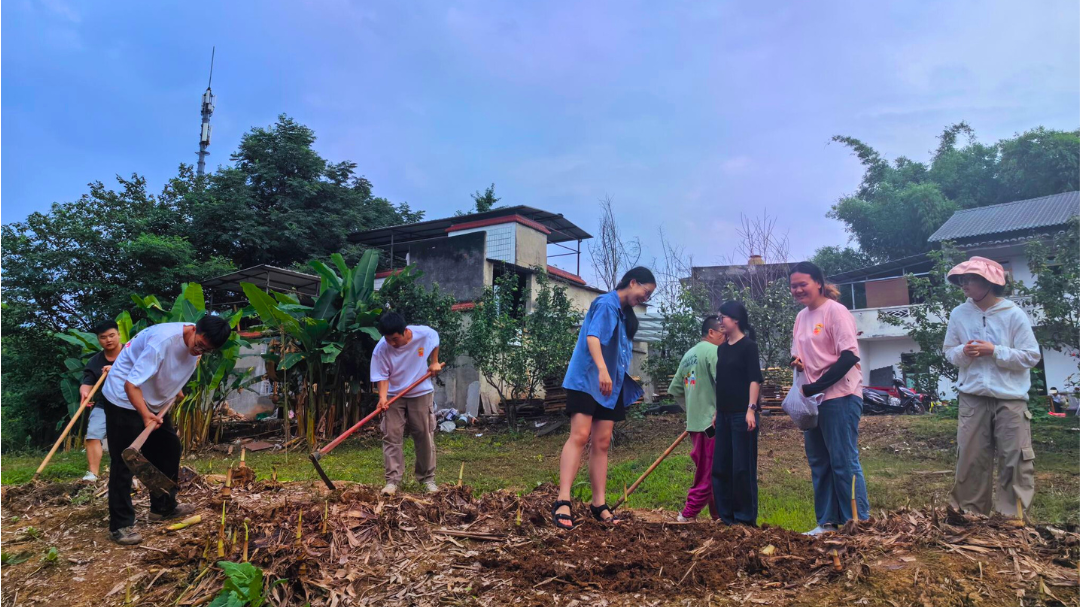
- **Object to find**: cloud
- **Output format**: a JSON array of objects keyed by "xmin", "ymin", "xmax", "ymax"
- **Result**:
[{"xmin": 40, "ymin": 0, "xmax": 80, "ymax": 23}]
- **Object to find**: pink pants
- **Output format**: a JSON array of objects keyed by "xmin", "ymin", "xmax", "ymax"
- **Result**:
[{"xmin": 682, "ymin": 431, "xmax": 718, "ymax": 519}]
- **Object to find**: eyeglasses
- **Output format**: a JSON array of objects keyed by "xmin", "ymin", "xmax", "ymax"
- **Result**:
[
  {"xmin": 192, "ymin": 336, "xmax": 215, "ymax": 355},
  {"xmin": 957, "ymin": 275, "xmax": 983, "ymax": 286}
]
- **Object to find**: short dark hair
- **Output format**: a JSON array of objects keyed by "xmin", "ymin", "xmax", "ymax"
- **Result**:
[
  {"xmin": 377, "ymin": 312, "xmax": 407, "ymax": 336},
  {"xmin": 93, "ymin": 320, "xmax": 119, "ymax": 336},
  {"xmin": 195, "ymin": 315, "xmax": 232, "ymax": 349},
  {"xmin": 701, "ymin": 315, "xmax": 721, "ymax": 336}
]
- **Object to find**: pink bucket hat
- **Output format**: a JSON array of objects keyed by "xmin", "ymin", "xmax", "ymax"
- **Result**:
[{"xmin": 947, "ymin": 256, "xmax": 1007, "ymax": 286}]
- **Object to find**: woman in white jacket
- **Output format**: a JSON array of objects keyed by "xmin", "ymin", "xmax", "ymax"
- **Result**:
[{"xmin": 942, "ymin": 256, "xmax": 1041, "ymax": 518}]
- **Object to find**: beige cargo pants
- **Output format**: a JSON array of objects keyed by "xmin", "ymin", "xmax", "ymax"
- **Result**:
[
  {"xmin": 380, "ymin": 392, "xmax": 437, "ymax": 485},
  {"xmin": 949, "ymin": 393, "xmax": 1035, "ymax": 517}
]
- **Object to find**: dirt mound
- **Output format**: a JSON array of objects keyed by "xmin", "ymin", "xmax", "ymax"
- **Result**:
[
  {"xmin": 477, "ymin": 521, "xmax": 821, "ymax": 594},
  {"xmin": 3, "ymin": 479, "xmax": 92, "ymax": 510}
]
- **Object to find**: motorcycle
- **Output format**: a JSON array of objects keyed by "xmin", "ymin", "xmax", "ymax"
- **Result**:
[
  {"xmin": 862, "ymin": 379, "xmax": 925, "ymax": 415},
  {"xmin": 893, "ymin": 379, "xmax": 926, "ymax": 414}
]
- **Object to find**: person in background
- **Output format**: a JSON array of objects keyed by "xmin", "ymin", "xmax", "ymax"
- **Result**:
[
  {"xmin": 788, "ymin": 261, "xmax": 870, "ymax": 536},
  {"xmin": 942, "ymin": 256, "xmax": 1040, "ymax": 517},
  {"xmin": 712, "ymin": 301, "xmax": 764, "ymax": 526},
  {"xmin": 101, "ymin": 315, "xmax": 232, "ymax": 545},
  {"xmin": 668, "ymin": 315, "xmax": 724, "ymax": 522},
  {"xmin": 370, "ymin": 312, "xmax": 444, "ymax": 496},
  {"xmin": 552, "ymin": 267, "xmax": 655, "ymax": 530},
  {"xmin": 80, "ymin": 320, "xmax": 123, "ymax": 482}
]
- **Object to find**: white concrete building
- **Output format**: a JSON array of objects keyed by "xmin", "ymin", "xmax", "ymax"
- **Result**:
[{"xmin": 828, "ymin": 191, "xmax": 1079, "ymax": 397}]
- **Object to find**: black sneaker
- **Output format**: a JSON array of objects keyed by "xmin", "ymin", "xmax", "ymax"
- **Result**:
[
  {"xmin": 148, "ymin": 503, "xmax": 197, "ymax": 522},
  {"xmin": 110, "ymin": 527, "xmax": 143, "ymax": 545}
]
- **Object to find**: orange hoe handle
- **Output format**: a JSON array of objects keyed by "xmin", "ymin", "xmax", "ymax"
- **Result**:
[
  {"xmin": 34, "ymin": 370, "xmax": 109, "ymax": 481},
  {"xmin": 310, "ymin": 369, "xmax": 441, "ymax": 490},
  {"xmin": 611, "ymin": 430, "xmax": 689, "ymax": 511},
  {"xmin": 315, "ymin": 369, "xmax": 437, "ymax": 457}
]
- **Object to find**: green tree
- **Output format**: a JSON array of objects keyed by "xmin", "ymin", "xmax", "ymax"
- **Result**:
[
  {"xmin": 189, "ymin": 115, "xmax": 423, "ymax": 268},
  {"xmin": 471, "ymin": 183, "xmax": 500, "ymax": 213},
  {"xmin": 1, "ymin": 169, "xmax": 232, "ymax": 333},
  {"xmin": 464, "ymin": 269, "xmax": 579, "ymax": 427},
  {"xmin": 1, "ymin": 170, "xmax": 232, "ymax": 451},
  {"xmin": 810, "ymin": 245, "xmax": 874, "ymax": 278},
  {"xmin": 456, "ymin": 183, "xmax": 501, "ymax": 216},
  {"xmin": 1024, "ymin": 217, "xmax": 1080, "ymax": 387},
  {"xmin": 829, "ymin": 124, "xmax": 1080, "ymax": 262},
  {"xmin": 879, "ymin": 244, "xmax": 967, "ymax": 395}
]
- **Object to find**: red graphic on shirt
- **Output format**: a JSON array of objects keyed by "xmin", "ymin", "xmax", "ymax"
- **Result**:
[
  {"xmin": 813, "ymin": 323, "xmax": 824, "ymax": 335},
  {"xmin": 418, "ymin": 347, "xmax": 424, "ymax": 358}
]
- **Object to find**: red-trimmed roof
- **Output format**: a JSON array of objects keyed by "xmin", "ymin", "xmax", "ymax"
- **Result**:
[
  {"xmin": 447, "ymin": 214, "xmax": 552, "ymax": 236},
  {"xmin": 546, "ymin": 265, "xmax": 587, "ymax": 285},
  {"xmin": 451, "ymin": 302, "xmax": 477, "ymax": 312},
  {"xmin": 375, "ymin": 269, "xmax": 406, "ymax": 279}
]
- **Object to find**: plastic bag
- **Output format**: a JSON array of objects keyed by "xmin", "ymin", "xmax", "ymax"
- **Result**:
[{"xmin": 781, "ymin": 370, "xmax": 824, "ymax": 430}]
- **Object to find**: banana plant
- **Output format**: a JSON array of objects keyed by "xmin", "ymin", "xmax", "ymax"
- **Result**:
[{"xmin": 242, "ymin": 250, "xmax": 383, "ymax": 446}]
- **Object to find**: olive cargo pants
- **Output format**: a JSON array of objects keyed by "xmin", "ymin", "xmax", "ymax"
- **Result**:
[{"xmin": 950, "ymin": 393, "xmax": 1035, "ymax": 517}]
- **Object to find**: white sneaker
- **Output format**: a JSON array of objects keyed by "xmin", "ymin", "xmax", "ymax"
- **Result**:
[
  {"xmin": 423, "ymin": 481, "xmax": 438, "ymax": 493},
  {"xmin": 381, "ymin": 483, "xmax": 398, "ymax": 496},
  {"xmin": 676, "ymin": 514, "xmax": 691, "ymax": 522},
  {"xmin": 803, "ymin": 524, "xmax": 838, "ymax": 536},
  {"xmin": 81, "ymin": 471, "xmax": 98, "ymax": 482}
]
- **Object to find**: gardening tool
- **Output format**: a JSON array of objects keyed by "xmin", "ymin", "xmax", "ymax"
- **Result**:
[
  {"xmin": 611, "ymin": 430, "xmax": 689, "ymax": 511},
  {"xmin": 310, "ymin": 369, "xmax": 440, "ymax": 490},
  {"xmin": 121, "ymin": 400, "xmax": 178, "ymax": 498},
  {"xmin": 33, "ymin": 370, "xmax": 109, "ymax": 481}
]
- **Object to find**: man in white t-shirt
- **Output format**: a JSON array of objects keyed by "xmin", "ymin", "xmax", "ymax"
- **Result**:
[
  {"xmin": 100, "ymin": 316, "xmax": 232, "ymax": 545},
  {"xmin": 370, "ymin": 312, "xmax": 444, "ymax": 495}
]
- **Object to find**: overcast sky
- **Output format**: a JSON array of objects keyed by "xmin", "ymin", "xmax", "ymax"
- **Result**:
[{"xmin": 3, "ymin": 1, "xmax": 1077, "ymax": 282}]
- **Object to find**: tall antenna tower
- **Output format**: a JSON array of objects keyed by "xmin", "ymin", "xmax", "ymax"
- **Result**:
[{"xmin": 196, "ymin": 47, "xmax": 216, "ymax": 177}]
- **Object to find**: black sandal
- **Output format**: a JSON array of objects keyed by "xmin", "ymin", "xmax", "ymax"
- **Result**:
[
  {"xmin": 551, "ymin": 500, "xmax": 575, "ymax": 530},
  {"xmin": 589, "ymin": 503, "xmax": 622, "ymax": 525}
]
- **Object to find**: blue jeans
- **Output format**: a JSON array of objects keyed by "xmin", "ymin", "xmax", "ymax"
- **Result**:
[
  {"xmin": 804, "ymin": 394, "xmax": 870, "ymax": 526},
  {"xmin": 712, "ymin": 411, "xmax": 758, "ymax": 526}
]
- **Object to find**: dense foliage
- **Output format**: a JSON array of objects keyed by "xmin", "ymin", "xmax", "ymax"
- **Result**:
[
  {"xmin": 829, "ymin": 124, "xmax": 1079, "ymax": 262},
  {"xmin": 464, "ymin": 270, "xmax": 579, "ymax": 427},
  {"xmin": 1024, "ymin": 217, "xmax": 1080, "ymax": 389},
  {"xmin": 1, "ymin": 116, "xmax": 420, "ymax": 450}
]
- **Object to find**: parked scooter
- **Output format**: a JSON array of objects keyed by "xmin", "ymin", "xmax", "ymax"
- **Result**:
[
  {"xmin": 862, "ymin": 379, "xmax": 925, "ymax": 415},
  {"xmin": 893, "ymin": 379, "xmax": 926, "ymax": 414}
]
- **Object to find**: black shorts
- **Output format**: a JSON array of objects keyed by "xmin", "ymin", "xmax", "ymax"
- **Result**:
[{"xmin": 565, "ymin": 389, "xmax": 626, "ymax": 422}]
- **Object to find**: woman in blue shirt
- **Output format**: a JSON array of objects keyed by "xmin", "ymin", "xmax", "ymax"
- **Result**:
[{"xmin": 552, "ymin": 267, "xmax": 655, "ymax": 529}]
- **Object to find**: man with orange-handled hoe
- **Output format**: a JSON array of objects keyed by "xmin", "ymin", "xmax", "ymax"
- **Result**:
[{"xmin": 370, "ymin": 312, "xmax": 444, "ymax": 496}]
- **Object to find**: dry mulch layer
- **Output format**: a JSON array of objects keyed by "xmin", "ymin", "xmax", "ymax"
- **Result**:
[{"xmin": 2, "ymin": 469, "xmax": 1077, "ymax": 606}]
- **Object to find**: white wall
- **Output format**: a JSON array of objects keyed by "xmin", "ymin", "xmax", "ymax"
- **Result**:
[
  {"xmin": 857, "ymin": 336, "xmax": 958, "ymax": 398},
  {"xmin": 1043, "ymin": 347, "xmax": 1079, "ymax": 393}
]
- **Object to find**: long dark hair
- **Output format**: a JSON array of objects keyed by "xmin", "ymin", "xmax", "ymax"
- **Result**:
[
  {"xmin": 719, "ymin": 300, "xmax": 756, "ymax": 341},
  {"xmin": 615, "ymin": 267, "xmax": 656, "ymax": 340},
  {"xmin": 788, "ymin": 261, "xmax": 841, "ymax": 301}
]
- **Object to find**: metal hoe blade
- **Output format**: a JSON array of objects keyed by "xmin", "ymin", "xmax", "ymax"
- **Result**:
[
  {"xmin": 122, "ymin": 447, "xmax": 177, "ymax": 498},
  {"xmin": 310, "ymin": 453, "xmax": 335, "ymax": 491}
]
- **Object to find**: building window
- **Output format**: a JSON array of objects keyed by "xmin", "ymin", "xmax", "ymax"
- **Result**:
[{"xmin": 839, "ymin": 282, "xmax": 867, "ymax": 310}]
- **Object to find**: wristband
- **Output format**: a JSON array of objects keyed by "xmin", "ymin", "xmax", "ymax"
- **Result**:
[{"xmin": 748, "ymin": 403, "xmax": 759, "ymax": 412}]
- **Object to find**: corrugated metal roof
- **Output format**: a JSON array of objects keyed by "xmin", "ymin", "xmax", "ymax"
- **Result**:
[{"xmin": 928, "ymin": 191, "xmax": 1079, "ymax": 242}]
